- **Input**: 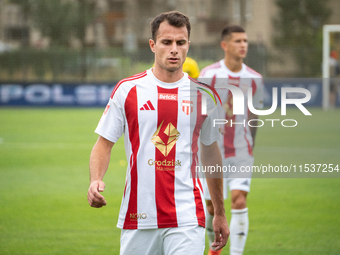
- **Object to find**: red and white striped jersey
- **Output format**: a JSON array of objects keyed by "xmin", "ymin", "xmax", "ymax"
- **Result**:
[
  {"xmin": 199, "ymin": 60, "xmax": 264, "ymax": 159},
  {"xmin": 95, "ymin": 68, "xmax": 220, "ymax": 230}
]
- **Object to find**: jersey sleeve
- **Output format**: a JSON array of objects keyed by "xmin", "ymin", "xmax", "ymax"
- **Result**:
[
  {"xmin": 198, "ymin": 72, "xmax": 228, "ymax": 107},
  {"xmin": 95, "ymin": 86, "xmax": 125, "ymax": 143},
  {"xmin": 252, "ymin": 78, "xmax": 264, "ymax": 110},
  {"xmin": 200, "ymin": 95, "xmax": 221, "ymax": 146},
  {"xmin": 198, "ymin": 72, "xmax": 213, "ymax": 85}
]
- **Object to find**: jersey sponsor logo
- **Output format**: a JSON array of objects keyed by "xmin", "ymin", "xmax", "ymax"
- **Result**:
[
  {"xmin": 181, "ymin": 100, "xmax": 193, "ymax": 115},
  {"xmin": 140, "ymin": 100, "xmax": 155, "ymax": 110},
  {"xmin": 228, "ymin": 76, "xmax": 240, "ymax": 86},
  {"xmin": 148, "ymin": 159, "xmax": 182, "ymax": 171},
  {"xmin": 129, "ymin": 213, "xmax": 147, "ymax": 221},
  {"xmin": 151, "ymin": 120, "xmax": 180, "ymax": 157},
  {"xmin": 158, "ymin": 93, "xmax": 177, "ymax": 101},
  {"xmin": 148, "ymin": 159, "xmax": 181, "ymax": 166}
]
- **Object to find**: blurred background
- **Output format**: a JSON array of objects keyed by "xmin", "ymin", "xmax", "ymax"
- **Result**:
[
  {"xmin": 0, "ymin": 0, "xmax": 340, "ymax": 83},
  {"xmin": 1, "ymin": 2, "xmax": 340, "ymax": 254}
]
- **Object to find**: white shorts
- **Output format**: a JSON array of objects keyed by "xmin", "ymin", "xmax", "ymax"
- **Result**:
[
  {"xmin": 203, "ymin": 156, "xmax": 254, "ymax": 200},
  {"xmin": 120, "ymin": 225, "xmax": 205, "ymax": 255}
]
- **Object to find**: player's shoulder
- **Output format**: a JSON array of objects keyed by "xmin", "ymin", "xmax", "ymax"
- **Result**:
[
  {"xmin": 189, "ymin": 76, "xmax": 222, "ymax": 105},
  {"xmin": 244, "ymin": 64, "xmax": 263, "ymax": 78},
  {"xmin": 110, "ymin": 71, "xmax": 147, "ymax": 99},
  {"xmin": 200, "ymin": 61, "xmax": 223, "ymax": 77},
  {"xmin": 189, "ymin": 76, "xmax": 211, "ymax": 90},
  {"xmin": 117, "ymin": 70, "xmax": 148, "ymax": 86}
]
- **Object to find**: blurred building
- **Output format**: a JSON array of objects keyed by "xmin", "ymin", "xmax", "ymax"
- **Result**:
[
  {"xmin": 0, "ymin": 0, "xmax": 340, "ymax": 77},
  {"xmin": 0, "ymin": 1, "xmax": 28, "ymax": 48},
  {"xmin": 1, "ymin": 0, "xmax": 340, "ymax": 47}
]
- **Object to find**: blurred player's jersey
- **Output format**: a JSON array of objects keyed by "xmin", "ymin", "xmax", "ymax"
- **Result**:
[
  {"xmin": 183, "ymin": 57, "xmax": 200, "ymax": 79},
  {"xmin": 200, "ymin": 60, "xmax": 264, "ymax": 158},
  {"xmin": 95, "ymin": 68, "xmax": 219, "ymax": 230}
]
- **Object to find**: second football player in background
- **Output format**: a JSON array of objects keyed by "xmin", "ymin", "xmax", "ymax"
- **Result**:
[{"xmin": 199, "ymin": 25, "xmax": 264, "ymax": 255}]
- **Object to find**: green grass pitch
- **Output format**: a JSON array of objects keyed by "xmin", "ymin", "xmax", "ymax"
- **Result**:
[{"xmin": 0, "ymin": 107, "xmax": 339, "ymax": 255}]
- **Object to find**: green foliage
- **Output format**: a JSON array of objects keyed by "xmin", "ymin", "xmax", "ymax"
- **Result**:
[
  {"xmin": 31, "ymin": 0, "xmax": 81, "ymax": 46},
  {"xmin": 0, "ymin": 47, "xmax": 139, "ymax": 82},
  {"xmin": 273, "ymin": 0, "xmax": 331, "ymax": 77},
  {"xmin": 0, "ymin": 48, "xmax": 81, "ymax": 80},
  {"xmin": 9, "ymin": 0, "xmax": 94, "ymax": 46}
]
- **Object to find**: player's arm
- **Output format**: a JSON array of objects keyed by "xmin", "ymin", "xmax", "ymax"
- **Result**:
[
  {"xmin": 201, "ymin": 141, "xmax": 230, "ymax": 251},
  {"xmin": 87, "ymin": 135, "xmax": 114, "ymax": 208},
  {"xmin": 248, "ymin": 111, "xmax": 258, "ymax": 149}
]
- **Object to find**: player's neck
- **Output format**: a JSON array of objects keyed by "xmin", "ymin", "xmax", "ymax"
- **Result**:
[
  {"xmin": 152, "ymin": 66, "xmax": 184, "ymax": 83},
  {"xmin": 224, "ymin": 58, "xmax": 243, "ymax": 73}
]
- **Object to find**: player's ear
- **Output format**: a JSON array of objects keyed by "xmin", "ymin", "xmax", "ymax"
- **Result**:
[
  {"xmin": 149, "ymin": 39, "xmax": 156, "ymax": 53},
  {"xmin": 220, "ymin": 40, "xmax": 227, "ymax": 51}
]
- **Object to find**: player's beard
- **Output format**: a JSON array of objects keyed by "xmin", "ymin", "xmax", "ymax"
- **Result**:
[
  {"xmin": 167, "ymin": 58, "xmax": 184, "ymax": 72},
  {"xmin": 165, "ymin": 65, "xmax": 181, "ymax": 72},
  {"xmin": 160, "ymin": 61, "xmax": 183, "ymax": 73}
]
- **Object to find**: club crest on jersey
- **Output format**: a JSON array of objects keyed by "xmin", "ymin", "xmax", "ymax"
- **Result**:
[
  {"xmin": 181, "ymin": 100, "xmax": 193, "ymax": 115},
  {"xmin": 151, "ymin": 120, "xmax": 180, "ymax": 157}
]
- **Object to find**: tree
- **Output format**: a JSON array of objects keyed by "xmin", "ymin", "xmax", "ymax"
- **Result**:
[
  {"xmin": 273, "ymin": 0, "xmax": 331, "ymax": 77},
  {"xmin": 10, "ymin": 0, "xmax": 93, "ymax": 47}
]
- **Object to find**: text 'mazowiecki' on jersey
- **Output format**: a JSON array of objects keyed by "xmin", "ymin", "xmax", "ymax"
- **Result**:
[{"xmin": 95, "ymin": 69, "xmax": 220, "ymax": 230}]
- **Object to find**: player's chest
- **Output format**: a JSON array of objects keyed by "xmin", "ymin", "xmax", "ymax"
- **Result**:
[
  {"xmin": 215, "ymin": 74, "xmax": 252, "ymax": 93},
  {"xmin": 124, "ymin": 86, "xmax": 200, "ymax": 126}
]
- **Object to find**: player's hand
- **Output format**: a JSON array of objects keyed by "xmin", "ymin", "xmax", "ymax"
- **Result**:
[
  {"xmin": 87, "ymin": 180, "xmax": 107, "ymax": 208},
  {"xmin": 211, "ymin": 214, "xmax": 230, "ymax": 251}
]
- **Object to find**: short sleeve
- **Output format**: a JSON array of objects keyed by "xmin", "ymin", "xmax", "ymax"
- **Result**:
[{"xmin": 95, "ymin": 88, "xmax": 125, "ymax": 143}]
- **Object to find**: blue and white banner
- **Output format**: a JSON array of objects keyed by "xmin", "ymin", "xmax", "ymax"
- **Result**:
[
  {"xmin": 0, "ymin": 79, "xmax": 339, "ymax": 107},
  {"xmin": 0, "ymin": 83, "xmax": 115, "ymax": 106},
  {"xmin": 263, "ymin": 78, "xmax": 323, "ymax": 107}
]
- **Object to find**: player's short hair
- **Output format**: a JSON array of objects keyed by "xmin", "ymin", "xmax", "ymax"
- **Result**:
[
  {"xmin": 221, "ymin": 25, "xmax": 246, "ymax": 41},
  {"xmin": 150, "ymin": 11, "xmax": 191, "ymax": 42}
]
